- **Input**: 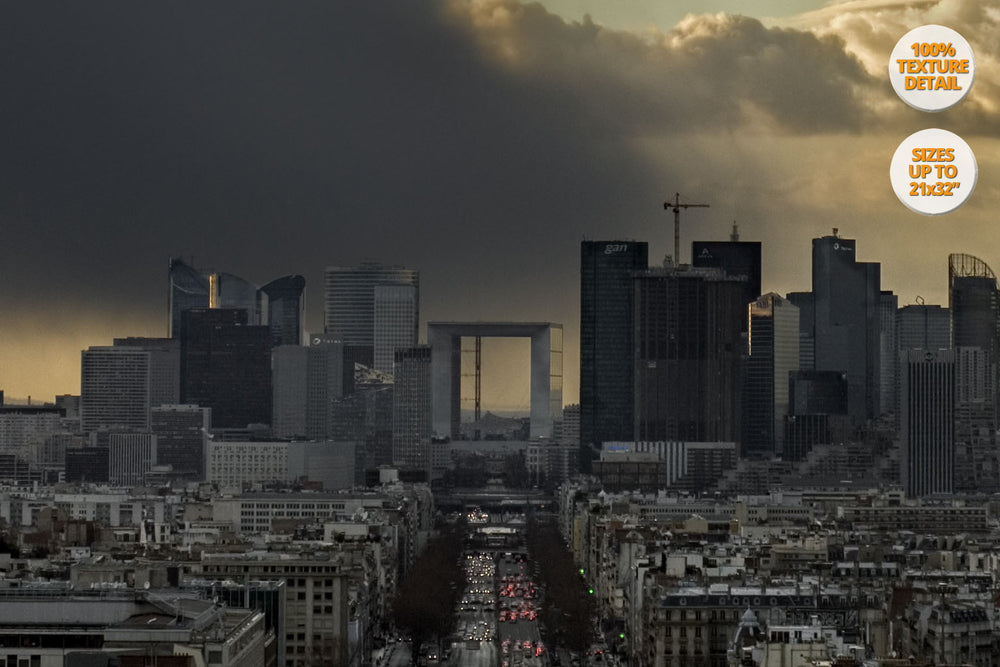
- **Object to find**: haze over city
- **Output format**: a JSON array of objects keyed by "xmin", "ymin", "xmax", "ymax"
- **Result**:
[{"xmin": 4, "ymin": 0, "xmax": 1000, "ymax": 403}]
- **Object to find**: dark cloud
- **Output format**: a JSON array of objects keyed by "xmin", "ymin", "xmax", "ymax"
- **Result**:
[
  {"xmin": 2, "ymin": 0, "xmax": 1000, "ymax": 400},
  {"xmin": 0, "ymin": 1, "xmax": 660, "ymax": 310}
]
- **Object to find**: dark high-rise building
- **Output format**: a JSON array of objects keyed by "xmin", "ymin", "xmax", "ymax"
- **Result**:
[
  {"xmin": 897, "ymin": 304, "xmax": 952, "ymax": 352},
  {"xmin": 789, "ymin": 371, "xmax": 849, "ymax": 415},
  {"xmin": 633, "ymin": 266, "xmax": 745, "ymax": 442},
  {"xmin": 953, "ymin": 347, "xmax": 998, "ymax": 492},
  {"xmin": 949, "ymin": 253, "xmax": 999, "ymax": 383},
  {"xmin": 949, "ymin": 254, "xmax": 1000, "ymax": 490},
  {"xmin": 170, "ymin": 258, "xmax": 304, "ymax": 346},
  {"xmin": 392, "ymin": 345, "xmax": 432, "ymax": 473},
  {"xmin": 65, "ymin": 446, "xmax": 109, "ymax": 483},
  {"xmin": 810, "ymin": 232, "xmax": 881, "ymax": 422},
  {"xmin": 950, "ymin": 254, "xmax": 999, "ymax": 351},
  {"xmin": 744, "ymin": 293, "xmax": 799, "ymax": 458},
  {"xmin": 900, "ymin": 348, "xmax": 954, "ymax": 497},
  {"xmin": 261, "ymin": 275, "xmax": 307, "ymax": 347},
  {"xmin": 209, "ymin": 272, "xmax": 262, "ymax": 324},
  {"xmin": 895, "ymin": 303, "xmax": 951, "ymax": 426},
  {"xmin": 580, "ymin": 241, "xmax": 648, "ymax": 469},
  {"xmin": 271, "ymin": 346, "xmax": 308, "ymax": 439},
  {"xmin": 151, "ymin": 404, "xmax": 211, "ymax": 480},
  {"xmin": 180, "ymin": 308, "xmax": 272, "ymax": 429},
  {"xmin": 783, "ymin": 371, "xmax": 851, "ymax": 461},
  {"xmin": 168, "ymin": 258, "xmax": 211, "ymax": 339},
  {"xmin": 691, "ymin": 237, "xmax": 762, "ymax": 319},
  {"xmin": 330, "ymin": 384, "xmax": 393, "ymax": 484},
  {"xmin": 879, "ymin": 291, "xmax": 899, "ymax": 418}
]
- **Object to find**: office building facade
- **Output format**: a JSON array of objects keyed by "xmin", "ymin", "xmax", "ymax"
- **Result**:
[
  {"xmin": 113, "ymin": 337, "xmax": 181, "ymax": 408},
  {"xmin": 954, "ymin": 346, "xmax": 999, "ymax": 492},
  {"xmin": 323, "ymin": 262, "xmax": 419, "ymax": 355},
  {"xmin": 260, "ymin": 274, "xmax": 306, "ymax": 347},
  {"xmin": 306, "ymin": 334, "xmax": 352, "ymax": 440},
  {"xmin": 170, "ymin": 258, "xmax": 305, "ymax": 347},
  {"xmin": 810, "ymin": 233, "xmax": 881, "ymax": 422},
  {"xmin": 691, "ymin": 239, "xmax": 762, "ymax": 320},
  {"xmin": 879, "ymin": 291, "xmax": 898, "ymax": 417},
  {"xmin": 180, "ymin": 308, "xmax": 272, "ymax": 429},
  {"xmin": 897, "ymin": 303, "xmax": 951, "ymax": 352},
  {"xmin": 580, "ymin": 240, "xmax": 648, "ymax": 469},
  {"xmin": 168, "ymin": 257, "xmax": 211, "ymax": 338},
  {"xmin": 948, "ymin": 255, "xmax": 1000, "ymax": 491},
  {"xmin": 373, "ymin": 284, "xmax": 418, "ymax": 374},
  {"xmin": 744, "ymin": 293, "xmax": 799, "ymax": 458},
  {"xmin": 900, "ymin": 349, "xmax": 955, "ymax": 497},
  {"xmin": 80, "ymin": 347, "xmax": 151, "ymax": 433},
  {"xmin": 949, "ymin": 253, "xmax": 999, "ymax": 361},
  {"xmin": 151, "ymin": 404, "xmax": 211, "ymax": 480},
  {"xmin": 209, "ymin": 272, "xmax": 262, "ymax": 324},
  {"xmin": 392, "ymin": 346, "xmax": 432, "ymax": 472},
  {"xmin": 895, "ymin": 303, "xmax": 951, "ymax": 425},
  {"xmin": 633, "ymin": 266, "xmax": 745, "ymax": 443},
  {"xmin": 108, "ymin": 431, "xmax": 157, "ymax": 486},
  {"xmin": 272, "ymin": 345, "xmax": 309, "ymax": 439}
]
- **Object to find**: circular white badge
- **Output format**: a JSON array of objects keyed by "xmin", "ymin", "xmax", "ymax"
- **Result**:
[
  {"xmin": 889, "ymin": 128, "xmax": 977, "ymax": 215},
  {"xmin": 889, "ymin": 25, "xmax": 975, "ymax": 112}
]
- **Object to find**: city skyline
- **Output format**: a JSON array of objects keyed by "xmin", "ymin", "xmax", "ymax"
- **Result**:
[{"xmin": 3, "ymin": 0, "xmax": 1000, "ymax": 403}]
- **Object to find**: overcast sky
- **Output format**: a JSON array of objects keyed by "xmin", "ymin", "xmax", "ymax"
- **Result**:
[{"xmin": 3, "ymin": 0, "xmax": 1000, "ymax": 408}]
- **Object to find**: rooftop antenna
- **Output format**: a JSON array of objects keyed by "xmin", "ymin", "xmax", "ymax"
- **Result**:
[{"xmin": 664, "ymin": 193, "xmax": 709, "ymax": 265}]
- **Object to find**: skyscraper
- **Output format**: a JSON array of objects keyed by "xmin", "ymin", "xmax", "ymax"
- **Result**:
[
  {"xmin": 949, "ymin": 254, "xmax": 1000, "ymax": 490},
  {"xmin": 113, "ymin": 337, "xmax": 181, "ymax": 408},
  {"xmin": 272, "ymin": 336, "xmax": 353, "ymax": 441},
  {"xmin": 323, "ymin": 262, "xmax": 419, "ymax": 355},
  {"xmin": 168, "ymin": 258, "xmax": 210, "ymax": 338},
  {"xmin": 330, "ymin": 384, "xmax": 393, "ymax": 482},
  {"xmin": 900, "ymin": 348, "xmax": 954, "ymax": 497},
  {"xmin": 80, "ymin": 347, "xmax": 151, "ymax": 433},
  {"xmin": 271, "ymin": 345, "xmax": 309, "ymax": 439},
  {"xmin": 306, "ymin": 334, "xmax": 352, "ymax": 440},
  {"xmin": 170, "ymin": 258, "xmax": 304, "ymax": 345},
  {"xmin": 895, "ymin": 303, "xmax": 951, "ymax": 426},
  {"xmin": 261, "ymin": 275, "xmax": 306, "ymax": 347},
  {"xmin": 180, "ymin": 308, "xmax": 272, "ymax": 429},
  {"xmin": 373, "ymin": 284, "xmax": 418, "ymax": 374},
  {"xmin": 879, "ymin": 291, "xmax": 898, "ymax": 417},
  {"xmin": 784, "ymin": 370, "xmax": 851, "ymax": 461},
  {"xmin": 580, "ymin": 241, "xmax": 648, "ymax": 469},
  {"xmin": 810, "ymin": 232, "xmax": 882, "ymax": 422},
  {"xmin": 897, "ymin": 304, "xmax": 951, "ymax": 352},
  {"xmin": 691, "ymin": 237, "xmax": 762, "ymax": 319},
  {"xmin": 151, "ymin": 404, "xmax": 211, "ymax": 480},
  {"xmin": 209, "ymin": 272, "xmax": 263, "ymax": 324},
  {"xmin": 785, "ymin": 291, "xmax": 815, "ymax": 370},
  {"xmin": 633, "ymin": 266, "xmax": 745, "ymax": 442},
  {"xmin": 392, "ymin": 345, "xmax": 432, "ymax": 474},
  {"xmin": 949, "ymin": 253, "xmax": 999, "ymax": 359},
  {"xmin": 953, "ymin": 346, "xmax": 998, "ymax": 492},
  {"xmin": 744, "ymin": 293, "xmax": 799, "ymax": 458}
]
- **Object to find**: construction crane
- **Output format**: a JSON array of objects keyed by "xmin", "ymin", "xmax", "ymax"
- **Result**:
[{"xmin": 664, "ymin": 192, "xmax": 709, "ymax": 265}]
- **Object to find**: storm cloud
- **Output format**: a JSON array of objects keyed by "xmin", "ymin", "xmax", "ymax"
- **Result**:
[{"xmin": 2, "ymin": 0, "xmax": 1000, "ymax": 401}]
